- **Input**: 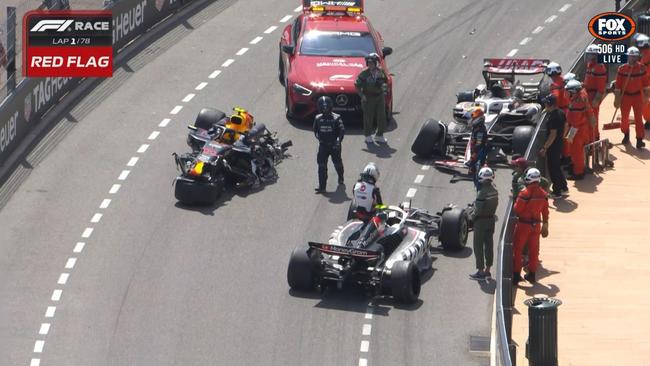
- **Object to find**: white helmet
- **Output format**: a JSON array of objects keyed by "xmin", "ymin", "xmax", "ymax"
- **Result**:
[
  {"xmin": 627, "ymin": 46, "xmax": 641, "ymax": 57},
  {"xmin": 562, "ymin": 72, "xmax": 576, "ymax": 82},
  {"xmin": 565, "ymin": 79, "xmax": 582, "ymax": 93},
  {"xmin": 636, "ymin": 33, "xmax": 650, "ymax": 48},
  {"xmin": 477, "ymin": 167, "xmax": 494, "ymax": 183},
  {"xmin": 585, "ymin": 44, "xmax": 600, "ymax": 55},
  {"xmin": 361, "ymin": 162, "xmax": 380, "ymax": 182},
  {"xmin": 524, "ymin": 168, "xmax": 541, "ymax": 184},
  {"xmin": 545, "ymin": 62, "xmax": 562, "ymax": 76}
]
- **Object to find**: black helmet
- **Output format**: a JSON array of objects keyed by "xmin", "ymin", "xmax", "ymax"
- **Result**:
[
  {"xmin": 365, "ymin": 52, "xmax": 380, "ymax": 66},
  {"xmin": 317, "ymin": 96, "xmax": 333, "ymax": 114}
]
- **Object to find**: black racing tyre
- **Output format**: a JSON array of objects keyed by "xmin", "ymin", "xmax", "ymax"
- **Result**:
[
  {"xmin": 411, "ymin": 119, "xmax": 443, "ymax": 157},
  {"xmin": 287, "ymin": 244, "xmax": 316, "ymax": 291},
  {"xmin": 174, "ymin": 177, "xmax": 223, "ymax": 205},
  {"xmin": 439, "ymin": 208, "xmax": 469, "ymax": 251},
  {"xmin": 511, "ymin": 125, "xmax": 535, "ymax": 157},
  {"xmin": 195, "ymin": 108, "xmax": 226, "ymax": 130},
  {"xmin": 278, "ymin": 53, "xmax": 285, "ymax": 86},
  {"xmin": 390, "ymin": 261, "xmax": 421, "ymax": 304}
]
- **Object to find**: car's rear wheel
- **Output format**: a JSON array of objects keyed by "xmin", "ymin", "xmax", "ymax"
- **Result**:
[
  {"xmin": 390, "ymin": 261, "xmax": 420, "ymax": 304},
  {"xmin": 512, "ymin": 125, "xmax": 535, "ymax": 157},
  {"xmin": 195, "ymin": 108, "xmax": 226, "ymax": 130},
  {"xmin": 439, "ymin": 208, "xmax": 469, "ymax": 251},
  {"xmin": 287, "ymin": 244, "xmax": 316, "ymax": 291},
  {"xmin": 411, "ymin": 119, "xmax": 443, "ymax": 157}
]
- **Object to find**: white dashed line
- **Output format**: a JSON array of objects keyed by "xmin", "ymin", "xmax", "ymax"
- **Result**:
[
  {"xmin": 109, "ymin": 184, "xmax": 121, "ymax": 194},
  {"xmin": 545, "ymin": 15, "xmax": 557, "ymax": 23},
  {"xmin": 30, "ymin": 359, "xmax": 40, "ymax": 366},
  {"xmin": 65, "ymin": 258, "xmax": 77, "ymax": 269},
  {"xmin": 148, "ymin": 131, "xmax": 160, "ymax": 140},
  {"xmin": 294, "ymin": 5, "xmax": 302, "ymax": 12},
  {"xmin": 559, "ymin": 3, "xmax": 571, "ymax": 12},
  {"xmin": 280, "ymin": 15, "xmax": 293, "ymax": 23},
  {"xmin": 51, "ymin": 290, "xmax": 62, "ymax": 302},
  {"xmin": 45, "ymin": 307, "xmax": 56, "ymax": 318},
  {"xmin": 360, "ymin": 340, "xmax": 370, "ymax": 352},
  {"xmin": 507, "ymin": 49, "xmax": 518, "ymax": 57},
  {"xmin": 532, "ymin": 26, "xmax": 544, "ymax": 34},
  {"xmin": 90, "ymin": 213, "xmax": 103, "ymax": 223},
  {"xmin": 236, "ymin": 47, "xmax": 249, "ymax": 56},
  {"xmin": 250, "ymin": 36, "xmax": 263, "ymax": 45},
  {"xmin": 57, "ymin": 273, "xmax": 69, "ymax": 285},
  {"xmin": 182, "ymin": 93, "xmax": 195, "ymax": 102},
  {"xmin": 359, "ymin": 359, "xmax": 367, "ymax": 366},
  {"xmin": 209, "ymin": 70, "xmax": 222, "ymax": 79},
  {"xmin": 365, "ymin": 312, "xmax": 373, "ymax": 319},
  {"xmin": 38, "ymin": 323, "xmax": 50, "ymax": 335},
  {"xmin": 421, "ymin": 164, "xmax": 431, "ymax": 170},
  {"xmin": 414, "ymin": 174, "xmax": 424, "ymax": 184},
  {"xmin": 159, "ymin": 118, "xmax": 171, "ymax": 127},
  {"xmin": 118, "ymin": 170, "xmax": 130, "ymax": 181},
  {"xmin": 406, "ymin": 188, "xmax": 417, "ymax": 198},
  {"xmin": 34, "ymin": 340, "xmax": 45, "ymax": 353},
  {"xmin": 222, "ymin": 59, "xmax": 235, "ymax": 67},
  {"xmin": 195, "ymin": 82, "xmax": 208, "ymax": 90},
  {"xmin": 73, "ymin": 242, "xmax": 85, "ymax": 253},
  {"xmin": 81, "ymin": 228, "xmax": 93, "ymax": 238},
  {"xmin": 127, "ymin": 157, "xmax": 139, "ymax": 167},
  {"xmin": 264, "ymin": 26, "xmax": 278, "ymax": 34},
  {"xmin": 137, "ymin": 144, "xmax": 149, "ymax": 153},
  {"xmin": 362, "ymin": 324, "xmax": 372, "ymax": 336},
  {"xmin": 170, "ymin": 105, "xmax": 183, "ymax": 115},
  {"xmin": 520, "ymin": 37, "xmax": 531, "ymax": 45},
  {"xmin": 99, "ymin": 199, "xmax": 111, "ymax": 209}
]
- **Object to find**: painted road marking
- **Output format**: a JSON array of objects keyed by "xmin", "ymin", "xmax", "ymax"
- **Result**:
[
  {"xmin": 359, "ymin": 359, "xmax": 367, "ymax": 366},
  {"xmin": 148, "ymin": 131, "xmax": 160, "ymax": 140},
  {"xmin": 222, "ymin": 59, "xmax": 235, "ymax": 67},
  {"xmin": 182, "ymin": 93, "xmax": 195, "ymax": 102},
  {"xmin": 45, "ymin": 307, "xmax": 56, "ymax": 318},
  {"xmin": 406, "ymin": 188, "xmax": 417, "ymax": 198},
  {"xmin": 250, "ymin": 36, "xmax": 263, "ymax": 44},
  {"xmin": 127, "ymin": 157, "xmax": 139, "ymax": 167},
  {"xmin": 73, "ymin": 242, "xmax": 85, "ymax": 253},
  {"xmin": 38, "ymin": 324, "xmax": 50, "ymax": 335},
  {"xmin": 414, "ymin": 175, "xmax": 424, "ymax": 184},
  {"xmin": 236, "ymin": 47, "xmax": 249, "ymax": 56},
  {"xmin": 532, "ymin": 26, "xmax": 544, "ymax": 34},
  {"xmin": 195, "ymin": 82, "xmax": 208, "ymax": 90},
  {"xmin": 57, "ymin": 273, "xmax": 69, "ymax": 285},
  {"xmin": 118, "ymin": 170, "xmax": 130, "ymax": 181},
  {"xmin": 294, "ymin": 5, "xmax": 302, "ymax": 11},
  {"xmin": 30, "ymin": 359, "xmax": 40, "ymax": 366},
  {"xmin": 362, "ymin": 324, "xmax": 372, "ymax": 336},
  {"xmin": 365, "ymin": 312, "xmax": 373, "ymax": 319},
  {"xmin": 209, "ymin": 70, "xmax": 221, "ymax": 79},
  {"xmin": 137, "ymin": 144, "xmax": 149, "ymax": 153},
  {"xmin": 264, "ymin": 26, "xmax": 278, "ymax": 34},
  {"xmin": 109, "ymin": 184, "xmax": 121, "ymax": 194},
  {"xmin": 559, "ymin": 4, "xmax": 571, "ymax": 12},
  {"xmin": 81, "ymin": 228, "xmax": 93, "ymax": 238},
  {"xmin": 360, "ymin": 340, "xmax": 369, "ymax": 352},
  {"xmin": 421, "ymin": 164, "xmax": 431, "ymax": 170},
  {"xmin": 280, "ymin": 15, "xmax": 292, "ymax": 23},
  {"xmin": 51, "ymin": 290, "xmax": 62, "ymax": 301},
  {"xmin": 34, "ymin": 340, "xmax": 44, "ymax": 353},
  {"xmin": 520, "ymin": 37, "xmax": 531, "ymax": 45},
  {"xmin": 159, "ymin": 118, "xmax": 171, "ymax": 127},
  {"xmin": 170, "ymin": 105, "xmax": 183, "ymax": 114},
  {"xmin": 507, "ymin": 49, "xmax": 518, "ymax": 57},
  {"xmin": 99, "ymin": 199, "xmax": 111, "ymax": 209},
  {"xmin": 65, "ymin": 258, "xmax": 77, "ymax": 269},
  {"xmin": 90, "ymin": 213, "xmax": 103, "ymax": 223},
  {"xmin": 545, "ymin": 15, "xmax": 557, "ymax": 23}
]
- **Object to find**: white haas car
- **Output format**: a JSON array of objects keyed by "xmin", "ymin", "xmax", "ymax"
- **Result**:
[{"xmin": 411, "ymin": 58, "xmax": 550, "ymax": 169}]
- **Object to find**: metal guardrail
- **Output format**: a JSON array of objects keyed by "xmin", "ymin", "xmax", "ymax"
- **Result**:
[{"xmin": 493, "ymin": 1, "xmax": 650, "ymax": 364}]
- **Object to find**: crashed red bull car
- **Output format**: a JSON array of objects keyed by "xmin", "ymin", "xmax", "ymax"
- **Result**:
[{"xmin": 279, "ymin": 0, "xmax": 393, "ymax": 120}]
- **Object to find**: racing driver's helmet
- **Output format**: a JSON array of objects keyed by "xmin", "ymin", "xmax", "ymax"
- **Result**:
[
  {"xmin": 223, "ymin": 107, "xmax": 253, "ymax": 142},
  {"xmin": 317, "ymin": 96, "xmax": 333, "ymax": 114},
  {"xmin": 365, "ymin": 53, "xmax": 380, "ymax": 67},
  {"xmin": 361, "ymin": 162, "xmax": 380, "ymax": 184}
]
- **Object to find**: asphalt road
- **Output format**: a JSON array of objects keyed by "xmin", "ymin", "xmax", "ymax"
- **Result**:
[{"xmin": 0, "ymin": 0, "xmax": 611, "ymax": 365}]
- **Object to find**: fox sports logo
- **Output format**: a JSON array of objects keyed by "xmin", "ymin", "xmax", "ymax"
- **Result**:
[{"xmin": 589, "ymin": 12, "xmax": 636, "ymax": 41}]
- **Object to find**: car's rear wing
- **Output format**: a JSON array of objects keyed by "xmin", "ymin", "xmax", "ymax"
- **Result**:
[
  {"xmin": 302, "ymin": 0, "xmax": 364, "ymax": 14},
  {"xmin": 308, "ymin": 242, "xmax": 380, "ymax": 260},
  {"xmin": 483, "ymin": 58, "xmax": 549, "ymax": 75}
]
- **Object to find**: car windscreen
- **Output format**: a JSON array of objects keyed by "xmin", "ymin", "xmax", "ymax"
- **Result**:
[{"xmin": 300, "ymin": 30, "xmax": 376, "ymax": 57}]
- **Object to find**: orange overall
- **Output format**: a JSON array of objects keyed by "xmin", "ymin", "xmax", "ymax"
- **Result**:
[
  {"xmin": 566, "ymin": 89, "xmax": 594, "ymax": 176},
  {"xmin": 616, "ymin": 62, "xmax": 648, "ymax": 140},
  {"xmin": 583, "ymin": 61, "xmax": 606, "ymax": 142},
  {"xmin": 641, "ymin": 48, "xmax": 650, "ymax": 123},
  {"xmin": 513, "ymin": 183, "xmax": 549, "ymax": 274},
  {"xmin": 550, "ymin": 75, "xmax": 571, "ymax": 157}
]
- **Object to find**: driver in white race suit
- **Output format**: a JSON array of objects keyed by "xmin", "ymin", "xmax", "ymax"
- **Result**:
[{"xmin": 352, "ymin": 162, "xmax": 384, "ymax": 219}]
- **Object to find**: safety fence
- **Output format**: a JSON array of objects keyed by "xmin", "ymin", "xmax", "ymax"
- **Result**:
[
  {"xmin": 493, "ymin": 1, "xmax": 650, "ymax": 364},
  {"xmin": 0, "ymin": 0, "xmax": 199, "ymax": 172}
]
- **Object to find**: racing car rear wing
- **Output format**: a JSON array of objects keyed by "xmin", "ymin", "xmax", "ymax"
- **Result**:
[
  {"xmin": 308, "ymin": 242, "xmax": 380, "ymax": 260},
  {"xmin": 483, "ymin": 58, "xmax": 550, "ymax": 75},
  {"xmin": 302, "ymin": 0, "xmax": 364, "ymax": 14}
]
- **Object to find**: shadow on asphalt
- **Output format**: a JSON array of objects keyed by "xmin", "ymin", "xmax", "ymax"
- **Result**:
[
  {"xmin": 573, "ymin": 174, "xmax": 603, "ymax": 193},
  {"xmin": 287, "ymin": 112, "xmax": 398, "ymax": 135},
  {"xmin": 618, "ymin": 141, "xmax": 650, "ymax": 160},
  {"xmin": 361, "ymin": 141, "xmax": 397, "ymax": 159},
  {"xmin": 322, "ymin": 183, "xmax": 351, "ymax": 204},
  {"xmin": 552, "ymin": 198, "xmax": 578, "ymax": 213},
  {"xmin": 173, "ymin": 190, "xmax": 235, "ymax": 215},
  {"xmin": 433, "ymin": 246, "xmax": 473, "ymax": 259}
]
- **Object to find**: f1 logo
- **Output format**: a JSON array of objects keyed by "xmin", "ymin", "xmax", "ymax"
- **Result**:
[
  {"xmin": 30, "ymin": 19, "xmax": 73, "ymax": 32},
  {"xmin": 597, "ymin": 18, "xmax": 625, "ymax": 32}
]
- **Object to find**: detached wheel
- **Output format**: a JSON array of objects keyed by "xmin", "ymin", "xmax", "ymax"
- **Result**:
[
  {"xmin": 174, "ymin": 177, "xmax": 223, "ymax": 205},
  {"xmin": 439, "ymin": 208, "xmax": 469, "ymax": 251},
  {"xmin": 195, "ymin": 108, "xmax": 226, "ymax": 130},
  {"xmin": 512, "ymin": 125, "xmax": 535, "ymax": 157},
  {"xmin": 390, "ymin": 261, "xmax": 420, "ymax": 304},
  {"xmin": 287, "ymin": 244, "xmax": 316, "ymax": 291},
  {"xmin": 411, "ymin": 119, "xmax": 443, "ymax": 157}
]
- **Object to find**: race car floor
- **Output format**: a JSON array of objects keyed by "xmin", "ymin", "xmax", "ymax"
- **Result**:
[{"xmin": 511, "ymin": 94, "xmax": 650, "ymax": 366}]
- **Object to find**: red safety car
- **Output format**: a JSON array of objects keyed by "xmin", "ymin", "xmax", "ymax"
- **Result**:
[{"xmin": 279, "ymin": 0, "xmax": 393, "ymax": 120}]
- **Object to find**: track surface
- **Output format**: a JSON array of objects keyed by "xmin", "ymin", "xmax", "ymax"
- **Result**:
[{"xmin": 0, "ymin": 1, "xmax": 610, "ymax": 365}]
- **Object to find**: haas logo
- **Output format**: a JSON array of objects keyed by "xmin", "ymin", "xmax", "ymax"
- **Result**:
[{"xmin": 589, "ymin": 12, "xmax": 636, "ymax": 41}]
